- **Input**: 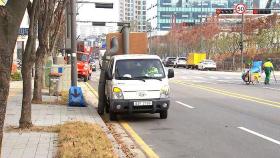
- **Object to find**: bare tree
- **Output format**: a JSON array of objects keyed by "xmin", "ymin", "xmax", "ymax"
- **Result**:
[
  {"xmin": 32, "ymin": 0, "xmax": 68, "ymax": 103},
  {"xmin": 0, "ymin": 0, "xmax": 29, "ymax": 153},
  {"xmin": 19, "ymin": 0, "xmax": 39, "ymax": 128}
]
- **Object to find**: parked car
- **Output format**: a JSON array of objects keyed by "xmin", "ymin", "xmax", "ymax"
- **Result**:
[
  {"xmin": 163, "ymin": 57, "xmax": 176, "ymax": 67},
  {"xmin": 89, "ymin": 59, "xmax": 97, "ymax": 71},
  {"xmin": 174, "ymin": 57, "xmax": 186, "ymax": 68},
  {"xmin": 77, "ymin": 52, "xmax": 92, "ymax": 82},
  {"xmin": 198, "ymin": 59, "xmax": 217, "ymax": 70}
]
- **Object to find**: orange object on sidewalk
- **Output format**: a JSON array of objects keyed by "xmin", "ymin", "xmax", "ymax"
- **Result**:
[{"xmin": 11, "ymin": 63, "xmax": 17, "ymax": 73}]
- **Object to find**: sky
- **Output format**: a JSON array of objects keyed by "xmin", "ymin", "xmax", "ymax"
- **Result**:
[
  {"xmin": 261, "ymin": 0, "xmax": 268, "ymax": 8},
  {"xmin": 76, "ymin": 0, "xmax": 120, "ymax": 38}
]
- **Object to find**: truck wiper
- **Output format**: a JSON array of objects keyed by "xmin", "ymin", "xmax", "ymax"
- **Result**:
[
  {"xmin": 116, "ymin": 76, "xmax": 146, "ymax": 82},
  {"xmin": 134, "ymin": 76, "xmax": 162, "ymax": 81}
]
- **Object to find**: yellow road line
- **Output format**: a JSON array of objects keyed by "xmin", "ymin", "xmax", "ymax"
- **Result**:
[
  {"xmin": 173, "ymin": 80, "xmax": 280, "ymax": 105},
  {"xmin": 171, "ymin": 80, "xmax": 280, "ymax": 108},
  {"xmin": 85, "ymin": 82, "xmax": 99, "ymax": 97},
  {"xmin": 120, "ymin": 122, "xmax": 159, "ymax": 158},
  {"xmin": 85, "ymin": 82, "xmax": 159, "ymax": 157}
]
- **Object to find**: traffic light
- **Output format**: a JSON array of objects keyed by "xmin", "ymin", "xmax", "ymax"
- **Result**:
[
  {"xmin": 253, "ymin": 9, "xmax": 271, "ymax": 14},
  {"xmin": 95, "ymin": 3, "xmax": 113, "ymax": 9},
  {"xmin": 216, "ymin": 9, "xmax": 234, "ymax": 15},
  {"xmin": 239, "ymin": 42, "xmax": 243, "ymax": 50},
  {"xmin": 92, "ymin": 22, "xmax": 106, "ymax": 26}
]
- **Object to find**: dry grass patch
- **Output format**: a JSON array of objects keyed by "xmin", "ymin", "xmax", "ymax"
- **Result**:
[
  {"xmin": 6, "ymin": 122, "xmax": 117, "ymax": 158},
  {"xmin": 57, "ymin": 122, "xmax": 117, "ymax": 158}
]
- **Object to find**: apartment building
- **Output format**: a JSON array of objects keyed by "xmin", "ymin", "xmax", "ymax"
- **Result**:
[{"xmin": 119, "ymin": 0, "xmax": 147, "ymax": 32}]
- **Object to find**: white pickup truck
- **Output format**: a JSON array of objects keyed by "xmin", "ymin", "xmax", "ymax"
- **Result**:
[{"xmin": 105, "ymin": 54, "xmax": 174, "ymax": 120}]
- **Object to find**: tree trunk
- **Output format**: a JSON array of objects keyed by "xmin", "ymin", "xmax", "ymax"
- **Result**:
[
  {"xmin": 32, "ymin": 49, "xmax": 45, "ymax": 103},
  {"xmin": 19, "ymin": 65, "xmax": 33, "ymax": 128},
  {"xmin": 0, "ymin": 47, "xmax": 13, "ymax": 156},
  {"xmin": 0, "ymin": 1, "xmax": 31, "ymax": 155}
]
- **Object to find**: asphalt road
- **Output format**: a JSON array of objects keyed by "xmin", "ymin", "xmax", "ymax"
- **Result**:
[{"xmin": 89, "ymin": 68, "xmax": 280, "ymax": 158}]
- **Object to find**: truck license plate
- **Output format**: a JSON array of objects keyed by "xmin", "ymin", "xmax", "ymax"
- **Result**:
[{"xmin": 134, "ymin": 101, "xmax": 153, "ymax": 106}]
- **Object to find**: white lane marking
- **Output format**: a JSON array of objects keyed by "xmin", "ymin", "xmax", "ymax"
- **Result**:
[
  {"xmin": 224, "ymin": 76, "xmax": 233, "ymax": 79},
  {"xmin": 238, "ymin": 127, "xmax": 280, "ymax": 145},
  {"xmin": 193, "ymin": 76, "xmax": 204, "ymax": 79},
  {"xmin": 209, "ymin": 76, "xmax": 218, "ymax": 79},
  {"xmin": 263, "ymin": 87, "xmax": 280, "ymax": 91},
  {"xmin": 176, "ymin": 101, "xmax": 195, "ymax": 109}
]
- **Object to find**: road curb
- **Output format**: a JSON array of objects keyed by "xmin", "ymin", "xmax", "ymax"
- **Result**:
[
  {"xmin": 79, "ymin": 82, "xmax": 126, "ymax": 158},
  {"xmin": 84, "ymin": 82, "xmax": 149, "ymax": 158}
]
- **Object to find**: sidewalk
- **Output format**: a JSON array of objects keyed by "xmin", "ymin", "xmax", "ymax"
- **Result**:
[{"xmin": 2, "ymin": 81, "xmax": 124, "ymax": 158}]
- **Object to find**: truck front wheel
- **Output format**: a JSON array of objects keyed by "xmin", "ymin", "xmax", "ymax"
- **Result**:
[
  {"xmin": 109, "ymin": 111, "xmax": 117, "ymax": 121},
  {"xmin": 160, "ymin": 110, "xmax": 168, "ymax": 119},
  {"xmin": 84, "ymin": 76, "xmax": 88, "ymax": 82}
]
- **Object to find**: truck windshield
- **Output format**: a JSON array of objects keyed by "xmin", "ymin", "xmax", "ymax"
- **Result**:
[
  {"xmin": 115, "ymin": 59, "xmax": 165, "ymax": 80},
  {"xmin": 77, "ymin": 53, "xmax": 88, "ymax": 62}
]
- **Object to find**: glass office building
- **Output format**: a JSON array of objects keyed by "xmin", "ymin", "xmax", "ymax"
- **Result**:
[{"xmin": 147, "ymin": 0, "xmax": 260, "ymax": 33}]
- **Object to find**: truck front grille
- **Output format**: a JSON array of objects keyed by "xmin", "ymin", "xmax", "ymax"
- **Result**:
[{"xmin": 133, "ymin": 106, "xmax": 153, "ymax": 110}]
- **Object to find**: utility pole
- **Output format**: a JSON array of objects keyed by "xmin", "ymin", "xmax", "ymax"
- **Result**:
[{"xmin": 71, "ymin": 0, "xmax": 78, "ymax": 86}]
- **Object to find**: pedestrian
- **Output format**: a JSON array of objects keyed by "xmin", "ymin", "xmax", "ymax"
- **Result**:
[{"xmin": 263, "ymin": 58, "xmax": 274, "ymax": 85}]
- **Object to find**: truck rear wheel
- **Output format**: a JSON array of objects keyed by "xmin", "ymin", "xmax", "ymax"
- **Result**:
[
  {"xmin": 160, "ymin": 110, "xmax": 168, "ymax": 119},
  {"xmin": 98, "ymin": 103, "xmax": 104, "ymax": 115},
  {"xmin": 109, "ymin": 111, "xmax": 117, "ymax": 121}
]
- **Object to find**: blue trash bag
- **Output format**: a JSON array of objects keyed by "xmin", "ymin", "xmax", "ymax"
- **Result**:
[
  {"xmin": 68, "ymin": 86, "xmax": 86, "ymax": 107},
  {"xmin": 250, "ymin": 61, "xmax": 262, "ymax": 73}
]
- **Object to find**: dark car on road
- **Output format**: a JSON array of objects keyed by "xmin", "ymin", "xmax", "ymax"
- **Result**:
[{"xmin": 164, "ymin": 57, "xmax": 176, "ymax": 67}]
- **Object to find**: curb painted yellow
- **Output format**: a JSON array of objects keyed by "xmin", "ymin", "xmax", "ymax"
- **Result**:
[
  {"xmin": 120, "ymin": 122, "xmax": 159, "ymax": 158},
  {"xmin": 85, "ymin": 82, "xmax": 159, "ymax": 158},
  {"xmin": 85, "ymin": 82, "xmax": 99, "ymax": 97},
  {"xmin": 172, "ymin": 80, "xmax": 280, "ymax": 108}
]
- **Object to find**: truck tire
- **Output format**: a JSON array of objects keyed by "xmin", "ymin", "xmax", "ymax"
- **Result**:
[
  {"xmin": 109, "ymin": 111, "xmax": 117, "ymax": 121},
  {"xmin": 160, "ymin": 110, "xmax": 168, "ymax": 119},
  {"xmin": 88, "ymin": 74, "xmax": 91, "ymax": 80},
  {"xmin": 84, "ymin": 76, "xmax": 88, "ymax": 82},
  {"xmin": 105, "ymin": 99, "xmax": 110, "ymax": 113}
]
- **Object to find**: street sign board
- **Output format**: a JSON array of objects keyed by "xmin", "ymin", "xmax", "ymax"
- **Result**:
[{"xmin": 235, "ymin": 4, "xmax": 247, "ymax": 14}]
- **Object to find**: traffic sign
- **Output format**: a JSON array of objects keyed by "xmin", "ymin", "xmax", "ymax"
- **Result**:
[{"xmin": 235, "ymin": 4, "xmax": 247, "ymax": 14}]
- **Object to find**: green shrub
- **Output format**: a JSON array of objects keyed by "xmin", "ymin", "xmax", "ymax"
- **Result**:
[{"xmin": 11, "ymin": 71, "xmax": 22, "ymax": 81}]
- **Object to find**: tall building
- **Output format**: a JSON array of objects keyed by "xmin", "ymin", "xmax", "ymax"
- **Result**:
[
  {"xmin": 147, "ymin": 0, "xmax": 260, "ymax": 35},
  {"xmin": 119, "ymin": 0, "xmax": 147, "ymax": 32}
]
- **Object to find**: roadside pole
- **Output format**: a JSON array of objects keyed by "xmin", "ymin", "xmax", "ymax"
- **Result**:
[
  {"xmin": 235, "ymin": 3, "xmax": 247, "ymax": 71},
  {"xmin": 240, "ymin": 13, "xmax": 244, "ymax": 71},
  {"xmin": 71, "ymin": 0, "xmax": 78, "ymax": 86}
]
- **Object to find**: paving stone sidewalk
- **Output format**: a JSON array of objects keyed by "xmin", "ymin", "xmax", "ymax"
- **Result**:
[{"xmin": 2, "ymin": 81, "xmax": 124, "ymax": 158}]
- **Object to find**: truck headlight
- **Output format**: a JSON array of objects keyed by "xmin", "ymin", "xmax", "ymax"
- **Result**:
[
  {"xmin": 113, "ymin": 87, "xmax": 124, "ymax": 99},
  {"xmin": 160, "ymin": 85, "xmax": 170, "ymax": 98}
]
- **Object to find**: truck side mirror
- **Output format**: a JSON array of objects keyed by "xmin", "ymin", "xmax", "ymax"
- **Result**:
[
  {"xmin": 106, "ymin": 70, "xmax": 113, "ymax": 80},
  {"xmin": 168, "ymin": 69, "xmax": 174, "ymax": 78}
]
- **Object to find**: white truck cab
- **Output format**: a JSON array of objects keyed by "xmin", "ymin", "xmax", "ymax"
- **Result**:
[{"xmin": 105, "ymin": 54, "xmax": 174, "ymax": 120}]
